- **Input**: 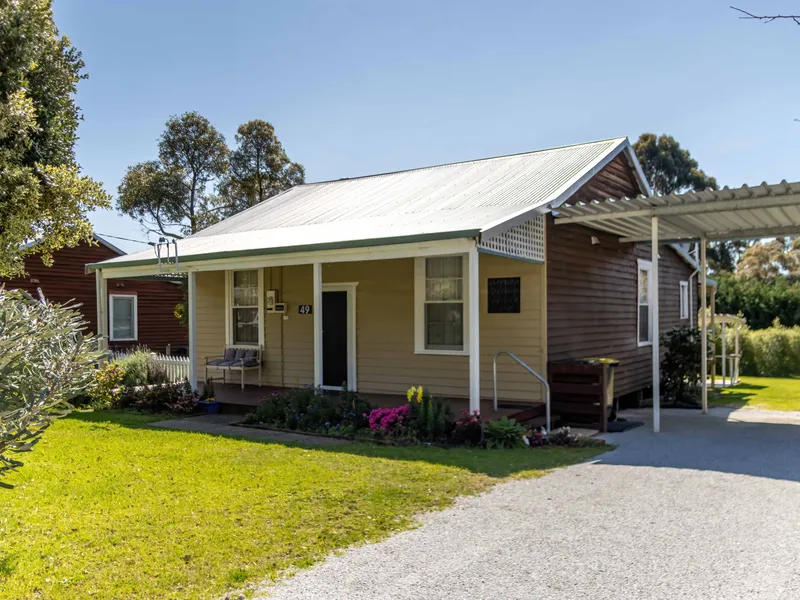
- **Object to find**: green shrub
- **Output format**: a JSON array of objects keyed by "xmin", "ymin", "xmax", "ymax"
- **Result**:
[
  {"xmin": 112, "ymin": 351, "xmax": 151, "ymax": 387},
  {"xmin": 88, "ymin": 363, "xmax": 125, "ymax": 408},
  {"xmin": 739, "ymin": 320, "xmax": 800, "ymax": 377},
  {"xmin": 483, "ymin": 416, "xmax": 527, "ymax": 450},
  {"xmin": 660, "ymin": 326, "xmax": 702, "ymax": 406},
  {"xmin": 406, "ymin": 386, "xmax": 454, "ymax": 443},
  {"xmin": 115, "ymin": 380, "xmax": 197, "ymax": 414},
  {"xmin": 245, "ymin": 386, "xmax": 372, "ymax": 434}
]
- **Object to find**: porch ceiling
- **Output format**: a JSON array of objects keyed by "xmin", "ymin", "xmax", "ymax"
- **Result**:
[{"xmin": 554, "ymin": 180, "xmax": 800, "ymax": 243}]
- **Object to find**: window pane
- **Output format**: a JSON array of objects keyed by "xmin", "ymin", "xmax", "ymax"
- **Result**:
[
  {"xmin": 639, "ymin": 305, "xmax": 650, "ymax": 343},
  {"xmin": 426, "ymin": 256, "xmax": 462, "ymax": 279},
  {"xmin": 425, "ymin": 303, "xmax": 463, "ymax": 350},
  {"xmin": 425, "ymin": 278, "xmax": 463, "ymax": 301},
  {"xmin": 680, "ymin": 284, "xmax": 688, "ymax": 318},
  {"xmin": 112, "ymin": 297, "xmax": 134, "ymax": 339},
  {"xmin": 638, "ymin": 269, "xmax": 649, "ymax": 304},
  {"xmin": 233, "ymin": 307, "xmax": 259, "ymax": 344},
  {"xmin": 233, "ymin": 270, "xmax": 258, "ymax": 306}
]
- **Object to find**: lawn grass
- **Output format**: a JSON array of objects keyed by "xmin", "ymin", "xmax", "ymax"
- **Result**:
[
  {"xmin": 0, "ymin": 411, "xmax": 607, "ymax": 599},
  {"xmin": 711, "ymin": 376, "xmax": 800, "ymax": 411}
]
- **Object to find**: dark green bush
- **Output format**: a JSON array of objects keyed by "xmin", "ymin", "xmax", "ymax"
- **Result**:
[
  {"xmin": 660, "ymin": 326, "xmax": 702, "ymax": 406},
  {"xmin": 716, "ymin": 274, "xmax": 800, "ymax": 330},
  {"xmin": 244, "ymin": 386, "xmax": 372, "ymax": 434}
]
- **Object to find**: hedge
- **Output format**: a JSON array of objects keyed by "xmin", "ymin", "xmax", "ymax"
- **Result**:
[{"xmin": 737, "ymin": 321, "xmax": 800, "ymax": 377}]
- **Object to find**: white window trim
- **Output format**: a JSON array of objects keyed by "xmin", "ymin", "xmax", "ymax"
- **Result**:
[
  {"xmin": 679, "ymin": 280, "xmax": 689, "ymax": 320},
  {"xmin": 108, "ymin": 294, "xmax": 138, "ymax": 342},
  {"xmin": 637, "ymin": 258, "xmax": 653, "ymax": 348},
  {"xmin": 225, "ymin": 268, "xmax": 264, "ymax": 347},
  {"xmin": 414, "ymin": 255, "xmax": 470, "ymax": 356}
]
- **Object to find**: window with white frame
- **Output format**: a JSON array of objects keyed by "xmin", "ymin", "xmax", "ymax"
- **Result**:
[
  {"xmin": 109, "ymin": 294, "xmax": 137, "ymax": 341},
  {"xmin": 415, "ymin": 256, "xmax": 466, "ymax": 353},
  {"xmin": 637, "ymin": 259, "xmax": 652, "ymax": 345},
  {"xmin": 232, "ymin": 270, "xmax": 259, "ymax": 345},
  {"xmin": 679, "ymin": 280, "xmax": 689, "ymax": 320}
]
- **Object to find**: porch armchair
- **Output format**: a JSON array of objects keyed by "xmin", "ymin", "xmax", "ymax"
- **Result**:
[{"xmin": 204, "ymin": 345, "xmax": 263, "ymax": 389}]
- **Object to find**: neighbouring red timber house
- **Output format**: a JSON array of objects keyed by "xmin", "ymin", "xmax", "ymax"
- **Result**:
[{"xmin": 3, "ymin": 235, "xmax": 187, "ymax": 354}]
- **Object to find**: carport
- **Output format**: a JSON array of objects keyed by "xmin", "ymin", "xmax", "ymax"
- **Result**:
[{"xmin": 553, "ymin": 180, "xmax": 800, "ymax": 432}]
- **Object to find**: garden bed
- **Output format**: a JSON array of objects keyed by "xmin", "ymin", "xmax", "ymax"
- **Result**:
[{"xmin": 243, "ymin": 386, "xmax": 606, "ymax": 450}]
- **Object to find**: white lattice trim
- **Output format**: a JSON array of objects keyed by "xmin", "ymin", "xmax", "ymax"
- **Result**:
[{"xmin": 478, "ymin": 216, "xmax": 545, "ymax": 262}]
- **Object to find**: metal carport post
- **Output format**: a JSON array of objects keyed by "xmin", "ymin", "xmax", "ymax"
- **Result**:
[{"xmin": 552, "ymin": 180, "xmax": 800, "ymax": 432}]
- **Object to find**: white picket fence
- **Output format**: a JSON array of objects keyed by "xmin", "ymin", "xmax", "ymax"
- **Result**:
[{"xmin": 110, "ymin": 351, "xmax": 191, "ymax": 383}]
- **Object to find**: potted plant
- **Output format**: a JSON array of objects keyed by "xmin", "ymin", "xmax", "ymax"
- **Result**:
[
  {"xmin": 198, "ymin": 379, "xmax": 220, "ymax": 414},
  {"xmin": 197, "ymin": 395, "xmax": 219, "ymax": 414}
]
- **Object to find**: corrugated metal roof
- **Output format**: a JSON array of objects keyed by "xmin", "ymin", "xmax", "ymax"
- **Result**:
[
  {"xmin": 93, "ymin": 137, "xmax": 631, "ymax": 269},
  {"xmin": 554, "ymin": 180, "xmax": 800, "ymax": 242}
]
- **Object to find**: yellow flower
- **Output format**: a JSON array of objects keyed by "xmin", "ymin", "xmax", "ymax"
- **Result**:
[
  {"xmin": 407, "ymin": 386, "xmax": 415, "ymax": 402},
  {"xmin": 416, "ymin": 386, "xmax": 423, "ymax": 402}
]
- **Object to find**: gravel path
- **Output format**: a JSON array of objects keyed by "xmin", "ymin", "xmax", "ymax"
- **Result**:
[{"xmin": 259, "ymin": 409, "xmax": 800, "ymax": 600}]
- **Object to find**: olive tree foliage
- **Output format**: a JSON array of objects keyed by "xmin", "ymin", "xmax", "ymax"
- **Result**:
[
  {"xmin": 219, "ymin": 119, "xmax": 305, "ymax": 217},
  {"xmin": 117, "ymin": 112, "xmax": 229, "ymax": 238},
  {"xmin": 0, "ymin": 289, "xmax": 103, "ymax": 486},
  {"xmin": 0, "ymin": 0, "xmax": 110, "ymax": 278}
]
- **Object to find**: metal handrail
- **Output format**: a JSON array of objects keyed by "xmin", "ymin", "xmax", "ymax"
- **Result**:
[{"xmin": 493, "ymin": 351, "xmax": 551, "ymax": 432}]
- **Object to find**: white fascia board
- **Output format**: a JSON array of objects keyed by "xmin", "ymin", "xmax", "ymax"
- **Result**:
[
  {"xmin": 621, "ymin": 141, "xmax": 652, "ymax": 197},
  {"xmin": 98, "ymin": 238, "xmax": 477, "ymax": 278}
]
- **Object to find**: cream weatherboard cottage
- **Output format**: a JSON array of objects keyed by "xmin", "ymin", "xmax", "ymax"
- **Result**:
[{"xmin": 88, "ymin": 137, "xmax": 701, "ymax": 423}]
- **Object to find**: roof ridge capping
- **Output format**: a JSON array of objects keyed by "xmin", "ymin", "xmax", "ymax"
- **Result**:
[{"xmin": 303, "ymin": 136, "xmax": 630, "ymax": 187}]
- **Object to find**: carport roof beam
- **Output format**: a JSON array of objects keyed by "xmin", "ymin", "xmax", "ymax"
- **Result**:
[{"xmin": 554, "ymin": 181, "xmax": 800, "ymax": 243}]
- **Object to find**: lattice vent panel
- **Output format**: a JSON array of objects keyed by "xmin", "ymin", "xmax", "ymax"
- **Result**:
[{"xmin": 479, "ymin": 215, "xmax": 545, "ymax": 262}]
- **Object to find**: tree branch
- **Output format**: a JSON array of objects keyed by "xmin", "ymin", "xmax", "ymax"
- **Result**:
[{"xmin": 731, "ymin": 6, "xmax": 800, "ymax": 25}]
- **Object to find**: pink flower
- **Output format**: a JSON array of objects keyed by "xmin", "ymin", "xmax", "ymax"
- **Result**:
[{"xmin": 368, "ymin": 404, "xmax": 410, "ymax": 434}]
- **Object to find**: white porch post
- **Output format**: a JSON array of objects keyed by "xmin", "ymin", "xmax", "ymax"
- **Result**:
[
  {"xmin": 95, "ymin": 269, "xmax": 108, "ymax": 352},
  {"xmin": 188, "ymin": 270, "xmax": 197, "ymax": 390},
  {"xmin": 313, "ymin": 262, "xmax": 323, "ymax": 388},
  {"xmin": 651, "ymin": 216, "xmax": 660, "ymax": 433},
  {"xmin": 700, "ymin": 238, "xmax": 708, "ymax": 414},
  {"xmin": 721, "ymin": 321, "xmax": 727, "ymax": 387},
  {"xmin": 468, "ymin": 245, "xmax": 481, "ymax": 414}
]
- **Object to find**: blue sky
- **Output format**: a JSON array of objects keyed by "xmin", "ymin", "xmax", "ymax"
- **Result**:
[{"xmin": 54, "ymin": 0, "xmax": 800, "ymax": 253}]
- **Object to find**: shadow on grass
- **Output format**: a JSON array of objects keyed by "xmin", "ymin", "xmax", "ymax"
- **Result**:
[
  {"xmin": 65, "ymin": 410, "xmax": 610, "ymax": 478},
  {"xmin": 711, "ymin": 383, "xmax": 767, "ymax": 407}
]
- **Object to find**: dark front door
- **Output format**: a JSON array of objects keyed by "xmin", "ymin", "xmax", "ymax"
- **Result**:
[{"xmin": 322, "ymin": 290, "xmax": 348, "ymax": 388}]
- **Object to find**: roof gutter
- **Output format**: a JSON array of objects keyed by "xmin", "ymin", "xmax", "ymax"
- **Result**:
[{"xmin": 86, "ymin": 229, "xmax": 482, "ymax": 272}]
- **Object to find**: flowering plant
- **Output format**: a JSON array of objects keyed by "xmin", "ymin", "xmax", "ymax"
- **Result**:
[
  {"xmin": 406, "ymin": 386, "xmax": 424, "ymax": 403},
  {"xmin": 450, "ymin": 410, "xmax": 484, "ymax": 447},
  {"xmin": 368, "ymin": 404, "xmax": 410, "ymax": 436}
]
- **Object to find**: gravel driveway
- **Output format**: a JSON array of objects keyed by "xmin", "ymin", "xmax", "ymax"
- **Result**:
[{"xmin": 259, "ymin": 409, "xmax": 800, "ymax": 600}]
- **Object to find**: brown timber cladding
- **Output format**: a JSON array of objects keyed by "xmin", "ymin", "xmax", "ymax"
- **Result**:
[
  {"xmin": 1, "ymin": 241, "xmax": 187, "ymax": 353},
  {"xmin": 546, "ymin": 216, "xmax": 697, "ymax": 398}
]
